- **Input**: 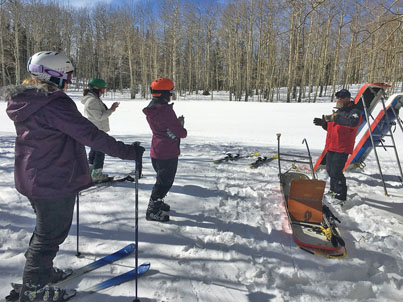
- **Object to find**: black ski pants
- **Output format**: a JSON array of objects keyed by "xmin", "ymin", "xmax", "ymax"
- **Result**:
[
  {"xmin": 326, "ymin": 151, "xmax": 348, "ymax": 198},
  {"xmin": 150, "ymin": 157, "xmax": 178, "ymax": 201},
  {"xmin": 88, "ymin": 148, "xmax": 105, "ymax": 169},
  {"xmin": 23, "ymin": 194, "xmax": 76, "ymax": 286}
]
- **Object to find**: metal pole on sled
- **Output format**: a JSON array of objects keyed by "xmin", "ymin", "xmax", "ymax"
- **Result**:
[
  {"xmin": 276, "ymin": 133, "xmax": 282, "ymax": 175},
  {"xmin": 361, "ymin": 91, "xmax": 388, "ymax": 195},
  {"xmin": 133, "ymin": 160, "xmax": 140, "ymax": 302},
  {"xmin": 302, "ymin": 138, "xmax": 316, "ymax": 179},
  {"xmin": 380, "ymin": 98, "xmax": 403, "ymax": 186},
  {"xmin": 277, "ymin": 133, "xmax": 316, "ymax": 179}
]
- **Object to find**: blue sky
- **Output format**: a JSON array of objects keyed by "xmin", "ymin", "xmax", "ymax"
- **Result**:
[
  {"xmin": 57, "ymin": 0, "xmax": 227, "ymax": 9},
  {"xmin": 63, "ymin": 0, "xmax": 115, "ymax": 8}
]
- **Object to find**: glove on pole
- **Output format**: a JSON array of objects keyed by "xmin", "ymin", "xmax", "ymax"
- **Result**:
[{"xmin": 132, "ymin": 142, "xmax": 145, "ymax": 179}]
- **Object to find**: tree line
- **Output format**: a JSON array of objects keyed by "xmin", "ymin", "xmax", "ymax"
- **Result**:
[{"xmin": 0, "ymin": 0, "xmax": 402, "ymax": 102}]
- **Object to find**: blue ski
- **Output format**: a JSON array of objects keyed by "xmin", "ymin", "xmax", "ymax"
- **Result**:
[
  {"xmin": 66, "ymin": 262, "xmax": 151, "ymax": 300},
  {"xmin": 5, "ymin": 243, "xmax": 136, "ymax": 301},
  {"xmin": 60, "ymin": 243, "xmax": 136, "ymax": 285}
]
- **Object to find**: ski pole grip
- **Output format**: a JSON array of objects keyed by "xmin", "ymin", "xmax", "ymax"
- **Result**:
[{"xmin": 276, "ymin": 133, "xmax": 281, "ymax": 140}]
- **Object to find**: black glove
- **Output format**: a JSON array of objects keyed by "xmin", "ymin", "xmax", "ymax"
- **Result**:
[
  {"xmin": 178, "ymin": 115, "xmax": 185, "ymax": 126},
  {"xmin": 313, "ymin": 116, "xmax": 326, "ymax": 127},
  {"xmin": 132, "ymin": 142, "xmax": 145, "ymax": 178}
]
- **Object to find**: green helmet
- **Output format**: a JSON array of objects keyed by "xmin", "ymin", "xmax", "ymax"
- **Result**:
[{"xmin": 88, "ymin": 78, "xmax": 107, "ymax": 89}]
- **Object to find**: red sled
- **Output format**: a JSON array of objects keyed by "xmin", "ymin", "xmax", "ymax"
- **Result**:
[{"xmin": 343, "ymin": 93, "xmax": 403, "ymax": 171}]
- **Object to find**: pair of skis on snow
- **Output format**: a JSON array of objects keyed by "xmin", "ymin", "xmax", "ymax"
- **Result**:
[
  {"xmin": 213, "ymin": 152, "xmax": 278, "ymax": 168},
  {"xmin": 3, "ymin": 244, "xmax": 150, "ymax": 302}
]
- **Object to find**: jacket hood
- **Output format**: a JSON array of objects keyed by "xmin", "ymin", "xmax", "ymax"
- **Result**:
[
  {"xmin": 3, "ymin": 84, "xmax": 61, "ymax": 123},
  {"xmin": 81, "ymin": 91, "xmax": 98, "ymax": 105}
]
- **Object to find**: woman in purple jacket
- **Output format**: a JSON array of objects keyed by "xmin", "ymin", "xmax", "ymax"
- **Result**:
[
  {"xmin": 3, "ymin": 51, "xmax": 142, "ymax": 301},
  {"xmin": 143, "ymin": 78, "xmax": 187, "ymax": 222}
]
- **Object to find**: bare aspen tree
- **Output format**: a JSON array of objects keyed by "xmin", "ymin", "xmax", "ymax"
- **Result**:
[
  {"xmin": 315, "ymin": 6, "xmax": 334, "ymax": 100},
  {"xmin": 300, "ymin": 10, "xmax": 315, "ymax": 101},
  {"xmin": 183, "ymin": 2, "xmax": 197, "ymax": 94},
  {"xmin": 160, "ymin": 0, "xmax": 182, "ymax": 91},
  {"xmin": 202, "ymin": 1, "xmax": 219, "ymax": 95},
  {"xmin": 330, "ymin": 5, "xmax": 345, "ymax": 101},
  {"xmin": 241, "ymin": 0, "xmax": 254, "ymax": 102},
  {"xmin": 286, "ymin": 3, "xmax": 299, "ymax": 103},
  {"xmin": 220, "ymin": 2, "xmax": 238, "ymax": 101},
  {"xmin": 0, "ymin": 0, "xmax": 7, "ymax": 86},
  {"xmin": 120, "ymin": 5, "xmax": 137, "ymax": 99},
  {"xmin": 8, "ymin": 0, "xmax": 22, "ymax": 84},
  {"xmin": 293, "ymin": 8, "xmax": 303, "ymax": 102}
]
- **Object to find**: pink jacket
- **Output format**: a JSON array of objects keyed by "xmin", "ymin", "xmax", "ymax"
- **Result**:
[{"xmin": 143, "ymin": 98, "xmax": 187, "ymax": 159}]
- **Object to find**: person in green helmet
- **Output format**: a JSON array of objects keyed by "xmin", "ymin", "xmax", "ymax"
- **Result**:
[{"xmin": 81, "ymin": 78, "xmax": 120, "ymax": 182}]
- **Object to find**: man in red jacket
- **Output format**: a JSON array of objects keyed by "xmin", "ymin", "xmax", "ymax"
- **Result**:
[
  {"xmin": 143, "ymin": 78, "xmax": 187, "ymax": 222},
  {"xmin": 313, "ymin": 89, "xmax": 362, "ymax": 202}
]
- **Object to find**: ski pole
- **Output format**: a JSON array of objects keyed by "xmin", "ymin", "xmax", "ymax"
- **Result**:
[
  {"xmin": 76, "ymin": 192, "xmax": 81, "ymax": 257},
  {"xmin": 133, "ymin": 160, "xmax": 140, "ymax": 302}
]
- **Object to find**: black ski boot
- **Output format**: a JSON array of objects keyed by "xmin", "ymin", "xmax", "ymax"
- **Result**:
[
  {"xmin": 334, "ymin": 185, "xmax": 347, "ymax": 202},
  {"xmin": 146, "ymin": 199, "xmax": 169, "ymax": 222},
  {"xmin": 19, "ymin": 283, "xmax": 72, "ymax": 302},
  {"xmin": 50, "ymin": 267, "xmax": 73, "ymax": 283},
  {"xmin": 334, "ymin": 193, "xmax": 346, "ymax": 202},
  {"xmin": 158, "ymin": 198, "xmax": 170, "ymax": 212},
  {"xmin": 148, "ymin": 197, "xmax": 170, "ymax": 211}
]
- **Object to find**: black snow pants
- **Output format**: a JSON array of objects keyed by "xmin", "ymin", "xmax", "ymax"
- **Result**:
[
  {"xmin": 150, "ymin": 157, "xmax": 178, "ymax": 201},
  {"xmin": 23, "ymin": 194, "xmax": 76, "ymax": 286},
  {"xmin": 326, "ymin": 151, "xmax": 348, "ymax": 198},
  {"xmin": 88, "ymin": 148, "xmax": 105, "ymax": 169}
]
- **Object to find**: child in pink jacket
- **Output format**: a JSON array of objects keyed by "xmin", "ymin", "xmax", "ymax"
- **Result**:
[{"xmin": 143, "ymin": 78, "xmax": 187, "ymax": 222}]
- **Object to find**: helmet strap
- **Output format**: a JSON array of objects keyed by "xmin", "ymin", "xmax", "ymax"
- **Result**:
[
  {"xmin": 58, "ymin": 78, "xmax": 65, "ymax": 89},
  {"xmin": 89, "ymin": 86, "xmax": 101, "ymax": 96}
]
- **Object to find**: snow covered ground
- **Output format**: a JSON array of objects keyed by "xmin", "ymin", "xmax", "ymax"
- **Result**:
[{"xmin": 1, "ymin": 86, "xmax": 403, "ymax": 301}]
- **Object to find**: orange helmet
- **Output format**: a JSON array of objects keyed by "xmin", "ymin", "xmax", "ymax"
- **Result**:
[{"xmin": 150, "ymin": 78, "xmax": 174, "ymax": 97}]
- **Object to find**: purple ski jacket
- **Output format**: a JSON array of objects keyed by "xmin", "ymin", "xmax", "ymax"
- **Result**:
[
  {"xmin": 143, "ymin": 98, "xmax": 187, "ymax": 159},
  {"xmin": 4, "ymin": 84, "xmax": 137, "ymax": 199}
]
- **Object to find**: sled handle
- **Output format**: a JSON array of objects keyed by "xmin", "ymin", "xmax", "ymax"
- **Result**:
[{"xmin": 302, "ymin": 138, "xmax": 316, "ymax": 179}]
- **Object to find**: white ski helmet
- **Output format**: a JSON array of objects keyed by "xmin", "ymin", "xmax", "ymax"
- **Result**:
[{"xmin": 27, "ymin": 51, "xmax": 74, "ymax": 88}]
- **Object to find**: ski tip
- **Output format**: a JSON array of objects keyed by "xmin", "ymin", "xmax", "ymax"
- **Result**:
[
  {"xmin": 125, "ymin": 243, "xmax": 136, "ymax": 252},
  {"xmin": 139, "ymin": 262, "xmax": 151, "ymax": 273},
  {"xmin": 127, "ymin": 243, "xmax": 136, "ymax": 248},
  {"xmin": 11, "ymin": 283, "xmax": 22, "ymax": 291},
  {"xmin": 141, "ymin": 261, "xmax": 151, "ymax": 268}
]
